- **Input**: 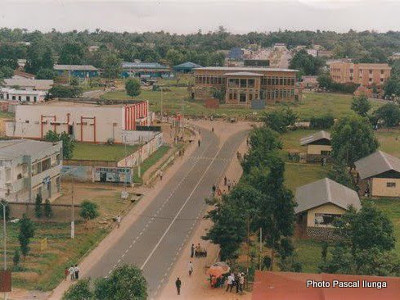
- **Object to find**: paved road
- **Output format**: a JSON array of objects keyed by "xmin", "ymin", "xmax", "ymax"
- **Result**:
[{"xmin": 85, "ymin": 128, "xmax": 248, "ymax": 298}]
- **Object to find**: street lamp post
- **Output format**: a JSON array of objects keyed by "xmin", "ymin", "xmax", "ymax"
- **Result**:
[{"xmin": 1, "ymin": 201, "xmax": 7, "ymax": 300}]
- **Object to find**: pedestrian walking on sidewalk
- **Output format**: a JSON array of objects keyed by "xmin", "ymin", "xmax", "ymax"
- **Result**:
[
  {"xmin": 190, "ymin": 244, "xmax": 195, "ymax": 258},
  {"xmin": 64, "ymin": 267, "xmax": 69, "ymax": 280},
  {"xmin": 188, "ymin": 261, "xmax": 193, "ymax": 276},
  {"xmin": 74, "ymin": 264, "xmax": 80, "ymax": 280},
  {"xmin": 175, "ymin": 277, "xmax": 182, "ymax": 295},
  {"xmin": 198, "ymin": 140, "xmax": 201, "ymax": 147},
  {"xmin": 158, "ymin": 170, "xmax": 163, "ymax": 181},
  {"xmin": 69, "ymin": 265, "xmax": 75, "ymax": 281},
  {"xmin": 226, "ymin": 273, "xmax": 234, "ymax": 292},
  {"xmin": 212, "ymin": 184, "xmax": 216, "ymax": 196},
  {"xmin": 116, "ymin": 215, "xmax": 121, "ymax": 228},
  {"xmin": 224, "ymin": 176, "xmax": 227, "ymax": 186}
]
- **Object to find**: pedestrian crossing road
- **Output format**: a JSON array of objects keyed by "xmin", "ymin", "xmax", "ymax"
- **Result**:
[{"xmin": 85, "ymin": 127, "xmax": 248, "ymax": 298}]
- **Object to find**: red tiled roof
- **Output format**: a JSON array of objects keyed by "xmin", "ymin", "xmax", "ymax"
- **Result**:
[{"xmin": 252, "ymin": 271, "xmax": 400, "ymax": 300}]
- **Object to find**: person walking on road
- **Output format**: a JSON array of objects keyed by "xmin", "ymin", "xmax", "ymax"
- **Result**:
[
  {"xmin": 116, "ymin": 215, "xmax": 121, "ymax": 228},
  {"xmin": 69, "ymin": 265, "xmax": 75, "ymax": 281},
  {"xmin": 74, "ymin": 264, "xmax": 80, "ymax": 280},
  {"xmin": 239, "ymin": 273, "xmax": 245, "ymax": 293},
  {"xmin": 190, "ymin": 244, "xmax": 195, "ymax": 258},
  {"xmin": 224, "ymin": 176, "xmax": 227, "ymax": 186},
  {"xmin": 198, "ymin": 140, "xmax": 201, "ymax": 147},
  {"xmin": 175, "ymin": 277, "xmax": 182, "ymax": 295},
  {"xmin": 188, "ymin": 261, "xmax": 194, "ymax": 276},
  {"xmin": 226, "ymin": 273, "xmax": 234, "ymax": 292}
]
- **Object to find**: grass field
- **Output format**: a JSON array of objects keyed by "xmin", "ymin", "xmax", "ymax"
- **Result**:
[
  {"xmin": 0, "ymin": 187, "xmax": 134, "ymax": 291},
  {"xmin": 71, "ymin": 143, "xmax": 139, "ymax": 161},
  {"xmin": 101, "ymin": 83, "xmax": 384, "ymax": 120}
]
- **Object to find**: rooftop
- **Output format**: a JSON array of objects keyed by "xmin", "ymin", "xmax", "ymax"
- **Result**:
[
  {"xmin": 294, "ymin": 178, "xmax": 361, "ymax": 214},
  {"xmin": 300, "ymin": 130, "xmax": 331, "ymax": 146},
  {"xmin": 54, "ymin": 65, "xmax": 98, "ymax": 71},
  {"xmin": 0, "ymin": 140, "xmax": 59, "ymax": 160},
  {"xmin": 355, "ymin": 150, "xmax": 400, "ymax": 179},
  {"xmin": 173, "ymin": 61, "xmax": 202, "ymax": 69},
  {"xmin": 3, "ymin": 78, "xmax": 54, "ymax": 90},
  {"xmin": 224, "ymin": 71, "xmax": 264, "ymax": 76},
  {"xmin": 122, "ymin": 62, "xmax": 169, "ymax": 69},
  {"xmin": 194, "ymin": 66, "xmax": 297, "ymax": 73}
]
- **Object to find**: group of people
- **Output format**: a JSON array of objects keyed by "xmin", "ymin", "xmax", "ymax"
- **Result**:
[
  {"xmin": 66, "ymin": 265, "xmax": 80, "ymax": 281},
  {"xmin": 225, "ymin": 272, "xmax": 246, "ymax": 293},
  {"xmin": 191, "ymin": 243, "xmax": 207, "ymax": 258}
]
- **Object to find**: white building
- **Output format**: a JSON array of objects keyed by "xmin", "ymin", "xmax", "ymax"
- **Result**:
[
  {"xmin": 0, "ymin": 139, "xmax": 62, "ymax": 203},
  {"xmin": 0, "ymin": 88, "xmax": 46, "ymax": 103},
  {"xmin": 6, "ymin": 100, "xmax": 155, "ymax": 144}
]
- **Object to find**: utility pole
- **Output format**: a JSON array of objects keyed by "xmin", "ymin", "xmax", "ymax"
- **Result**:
[
  {"xmin": 1, "ymin": 201, "xmax": 7, "ymax": 300},
  {"xmin": 259, "ymin": 227, "xmax": 262, "ymax": 270},
  {"xmin": 71, "ymin": 176, "xmax": 75, "ymax": 239}
]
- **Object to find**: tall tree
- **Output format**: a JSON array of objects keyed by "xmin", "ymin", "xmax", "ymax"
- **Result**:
[
  {"xmin": 34, "ymin": 193, "xmax": 43, "ymax": 218},
  {"xmin": 351, "ymin": 95, "xmax": 371, "ymax": 117},
  {"xmin": 94, "ymin": 265, "xmax": 147, "ymax": 300},
  {"xmin": 18, "ymin": 214, "xmax": 35, "ymax": 257},
  {"xmin": 59, "ymin": 42, "xmax": 85, "ymax": 65},
  {"xmin": 44, "ymin": 131, "xmax": 75, "ymax": 160},
  {"xmin": 373, "ymin": 103, "xmax": 400, "ymax": 128},
  {"xmin": 331, "ymin": 115, "xmax": 379, "ymax": 168},
  {"xmin": 263, "ymin": 107, "xmax": 297, "ymax": 133},
  {"xmin": 102, "ymin": 53, "xmax": 122, "ymax": 79},
  {"xmin": 62, "ymin": 278, "xmax": 93, "ymax": 300}
]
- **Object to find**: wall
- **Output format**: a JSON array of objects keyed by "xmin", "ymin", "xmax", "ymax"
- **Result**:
[
  {"xmin": 371, "ymin": 177, "xmax": 400, "ymax": 197},
  {"xmin": 307, "ymin": 145, "xmax": 332, "ymax": 155},
  {"xmin": 306, "ymin": 203, "xmax": 346, "ymax": 227}
]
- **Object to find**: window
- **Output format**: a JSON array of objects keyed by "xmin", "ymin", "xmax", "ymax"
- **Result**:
[
  {"xmin": 381, "ymin": 70, "xmax": 384, "ymax": 75},
  {"xmin": 248, "ymin": 79, "xmax": 255, "ymax": 88},
  {"xmin": 26, "ymin": 96, "xmax": 30, "ymax": 102},
  {"xmin": 68, "ymin": 125, "xmax": 74, "ymax": 135},
  {"xmin": 240, "ymin": 79, "xmax": 247, "ymax": 88},
  {"xmin": 369, "ymin": 70, "xmax": 373, "ymax": 74},
  {"xmin": 239, "ymin": 93, "xmax": 246, "ymax": 102},
  {"xmin": 33, "ymin": 97, "xmax": 37, "ymax": 102},
  {"xmin": 315, "ymin": 213, "xmax": 342, "ymax": 226},
  {"xmin": 387, "ymin": 182, "xmax": 396, "ymax": 188}
]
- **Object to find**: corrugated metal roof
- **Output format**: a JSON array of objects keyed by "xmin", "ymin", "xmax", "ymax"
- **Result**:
[
  {"xmin": 0, "ymin": 140, "xmax": 59, "ymax": 160},
  {"xmin": 122, "ymin": 62, "xmax": 169, "ymax": 69},
  {"xmin": 355, "ymin": 150, "xmax": 400, "ymax": 179},
  {"xmin": 295, "ymin": 178, "xmax": 361, "ymax": 214},
  {"xmin": 4, "ymin": 78, "xmax": 53, "ymax": 91},
  {"xmin": 194, "ymin": 66, "xmax": 297, "ymax": 72},
  {"xmin": 54, "ymin": 65, "xmax": 98, "ymax": 71},
  {"xmin": 173, "ymin": 62, "xmax": 202, "ymax": 69},
  {"xmin": 300, "ymin": 130, "xmax": 331, "ymax": 146}
]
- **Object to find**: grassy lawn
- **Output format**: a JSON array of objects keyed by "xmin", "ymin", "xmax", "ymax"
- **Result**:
[
  {"xmin": 101, "ymin": 84, "xmax": 384, "ymax": 120},
  {"xmin": 0, "ymin": 186, "xmax": 134, "ymax": 291},
  {"xmin": 71, "ymin": 143, "xmax": 139, "ymax": 161},
  {"xmin": 132, "ymin": 145, "xmax": 171, "ymax": 183},
  {"xmin": 376, "ymin": 129, "xmax": 400, "ymax": 158}
]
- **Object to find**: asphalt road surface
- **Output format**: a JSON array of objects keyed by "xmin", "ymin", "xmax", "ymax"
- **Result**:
[{"xmin": 85, "ymin": 127, "xmax": 248, "ymax": 298}]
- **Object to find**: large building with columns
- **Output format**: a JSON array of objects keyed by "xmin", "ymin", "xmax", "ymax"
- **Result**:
[
  {"xmin": 192, "ymin": 66, "xmax": 299, "ymax": 106},
  {"xmin": 5, "ymin": 100, "xmax": 152, "ymax": 144}
]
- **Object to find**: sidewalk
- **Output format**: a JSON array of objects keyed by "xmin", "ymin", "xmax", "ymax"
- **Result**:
[{"xmin": 157, "ymin": 122, "xmax": 251, "ymax": 300}]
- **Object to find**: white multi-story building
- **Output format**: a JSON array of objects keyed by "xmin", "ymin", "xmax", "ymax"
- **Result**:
[{"xmin": 0, "ymin": 139, "xmax": 62, "ymax": 203}]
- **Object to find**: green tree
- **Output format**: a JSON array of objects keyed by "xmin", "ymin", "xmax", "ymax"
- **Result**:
[
  {"xmin": 36, "ymin": 68, "xmax": 57, "ymax": 80},
  {"xmin": 48, "ymin": 85, "xmax": 83, "ymax": 98},
  {"xmin": 63, "ymin": 278, "xmax": 93, "ymax": 300},
  {"xmin": 125, "ymin": 78, "xmax": 141, "ymax": 97},
  {"xmin": 25, "ymin": 41, "xmax": 54, "ymax": 74},
  {"xmin": 351, "ymin": 95, "xmax": 371, "ymax": 117},
  {"xmin": 374, "ymin": 103, "xmax": 400, "ymax": 128},
  {"xmin": 13, "ymin": 249, "xmax": 20, "ymax": 267},
  {"xmin": 59, "ymin": 42, "xmax": 85, "ymax": 65},
  {"xmin": 289, "ymin": 49, "xmax": 325, "ymax": 76},
  {"xmin": 44, "ymin": 130, "xmax": 75, "ymax": 160},
  {"xmin": 331, "ymin": 115, "xmax": 379, "ymax": 168},
  {"xmin": 383, "ymin": 77, "xmax": 400, "ymax": 98},
  {"xmin": 263, "ymin": 107, "xmax": 297, "ymax": 133},
  {"xmin": 70, "ymin": 76, "xmax": 80, "ymax": 87},
  {"xmin": 18, "ymin": 214, "xmax": 35, "ymax": 257},
  {"xmin": 94, "ymin": 265, "xmax": 147, "ymax": 300},
  {"xmin": 328, "ymin": 160, "xmax": 356, "ymax": 189},
  {"xmin": 34, "ymin": 193, "xmax": 43, "ymax": 218},
  {"xmin": 44, "ymin": 199, "xmax": 53, "ymax": 219},
  {"xmin": 0, "ymin": 66, "xmax": 14, "ymax": 79},
  {"xmin": 166, "ymin": 49, "xmax": 184, "ymax": 66},
  {"xmin": 102, "ymin": 53, "xmax": 122, "ymax": 79},
  {"xmin": 80, "ymin": 201, "xmax": 99, "ymax": 221}
]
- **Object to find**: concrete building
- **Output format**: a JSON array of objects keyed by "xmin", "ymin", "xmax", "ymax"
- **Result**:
[
  {"xmin": 0, "ymin": 139, "xmax": 62, "ymax": 203},
  {"xmin": 54, "ymin": 65, "xmax": 99, "ymax": 78},
  {"xmin": 330, "ymin": 62, "xmax": 391, "ymax": 87},
  {"xmin": 6, "ymin": 100, "xmax": 153, "ymax": 144},
  {"xmin": 193, "ymin": 66, "xmax": 299, "ymax": 106},
  {"xmin": 355, "ymin": 151, "xmax": 400, "ymax": 198},
  {"xmin": 300, "ymin": 130, "xmax": 331, "ymax": 162},
  {"xmin": 295, "ymin": 178, "xmax": 361, "ymax": 239},
  {"xmin": 121, "ymin": 62, "xmax": 171, "ymax": 78},
  {"xmin": 3, "ymin": 78, "xmax": 53, "ymax": 91},
  {"xmin": 0, "ymin": 88, "xmax": 46, "ymax": 103}
]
